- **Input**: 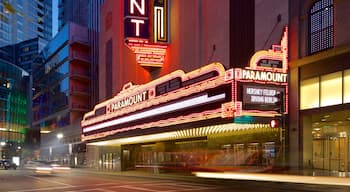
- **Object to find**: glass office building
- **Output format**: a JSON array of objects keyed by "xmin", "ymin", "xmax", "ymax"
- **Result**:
[
  {"xmin": 0, "ymin": 60, "xmax": 30, "ymax": 159},
  {"xmin": 0, "ymin": 37, "xmax": 44, "ymax": 74}
]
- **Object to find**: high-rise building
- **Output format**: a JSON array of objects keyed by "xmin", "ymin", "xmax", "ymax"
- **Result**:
[
  {"xmin": 0, "ymin": 0, "xmax": 52, "ymax": 48},
  {"xmin": 58, "ymin": 0, "xmax": 103, "ymax": 106},
  {"xmin": 58, "ymin": 0, "xmax": 104, "ymax": 31},
  {"xmin": 0, "ymin": 60, "xmax": 31, "ymax": 160},
  {"xmin": 289, "ymin": 0, "xmax": 350, "ymax": 174},
  {"xmin": 0, "ymin": 37, "xmax": 44, "ymax": 74},
  {"xmin": 31, "ymin": 0, "xmax": 103, "ymax": 166},
  {"xmin": 32, "ymin": 23, "xmax": 91, "ymax": 165}
]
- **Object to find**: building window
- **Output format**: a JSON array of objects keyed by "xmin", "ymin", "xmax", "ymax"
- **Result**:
[
  {"xmin": 344, "ymin": 70, "xmax": 350, "ymax": 103},
  {"xmin": 300, "ymin": 77, "xmax": 319, "ymax": 110},
  {"xmin": 309, "ymin": 0, "xmax": 333, "ymax": 54},
  {"xmin": 301, "ymin": 70, "xmax": 350, "ymax": 110},
  {"xmin": 320, "ymin": 71, "xmax": 342, "ymax": 107}
]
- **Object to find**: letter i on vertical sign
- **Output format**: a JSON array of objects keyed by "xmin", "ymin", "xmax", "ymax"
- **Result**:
[{"xmin": 153, "ymin": 0, "xmax": 168, "ymax": 42}]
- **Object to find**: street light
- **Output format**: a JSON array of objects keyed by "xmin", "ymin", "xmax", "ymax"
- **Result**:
[
  {"xmin": 0, "ymin": 141, "xmax": 5, "ymax": 146},
  {"xmin": 57, "ymin": 133, "xmax": 63, "ymax": 139}
]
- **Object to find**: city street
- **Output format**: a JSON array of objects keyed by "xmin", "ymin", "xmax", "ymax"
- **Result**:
[{"xmin": 1, "ymin": 169, "xmax": 350, "ymax": 192}]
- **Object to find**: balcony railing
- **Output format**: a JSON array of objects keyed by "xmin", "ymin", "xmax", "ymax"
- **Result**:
[
  {"xmin": 69, "ymin": 36, "xmax": 90, "ymax": 47},
  {"xmin": 70, "ymin": 70, "xmax": 90, "ymax": 81},
  {"xmin": 70, "ymin": 86, "xmax": 90, "ymax": 97}
]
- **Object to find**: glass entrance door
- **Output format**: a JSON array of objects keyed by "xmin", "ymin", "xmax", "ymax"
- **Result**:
[
  {"xmin": 312, "ymin": 136, "xmax": 348, "ymax": 172},
  {"xmin": 328, "ymin": 137, "xmax": 347, "ymax": 172}
]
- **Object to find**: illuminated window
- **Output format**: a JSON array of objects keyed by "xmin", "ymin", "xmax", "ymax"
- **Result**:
[
  {"xmin": 320, "ymin": 72, "xmax": 342, "ymax": 107},
  {"xmin": 344, "ymin": 70, "xmax": 350, "ymax": 103},
  {"xmin": 309, "ymin": 0, "xmax": 333, "ymax": 54},
  {"xmin": 300, "ymin": 77, "xmax": 319, "ymax": 110}
]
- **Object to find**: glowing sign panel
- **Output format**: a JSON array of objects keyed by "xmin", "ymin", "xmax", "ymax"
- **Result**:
[
  {"xmin": 154, "ymin": 0, "xmax": 168, "ymax": 42},
  {"xmin": 125, "ymin": 18, "xmax": 149, "ymax": 38},
  {"xmin": 242, "ymin": 85, "xmax": 285, "ymax": 111},
  {"xmin": 124, "ymin": 0, "xmax": 168, "ymax": 68},
  {"xmin": 240, "ymin": 69, "xmax": 287, "ymax": 83},
  {"xmin": 126, "ymin": 39, "xmax": 167, "ymax": 67},
  {"xmin": 124, "ymin": 0, "xmax": 149, "ymax": 39},
  {"xmin": 107, "ymin": 91, "xmax": 148, "ymax": 113}
]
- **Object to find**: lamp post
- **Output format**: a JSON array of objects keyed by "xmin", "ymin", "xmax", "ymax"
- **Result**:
[
  {"xmin": 49, "ymin": 133, "xmax": 64, "ymax": 161},
  {"xmin": 0, "ymin": 141, "xmax": 5, "ymax": 159},
  {"xmin": 57, "ymin": 133, "xmax": 63, "ymax": 139}
]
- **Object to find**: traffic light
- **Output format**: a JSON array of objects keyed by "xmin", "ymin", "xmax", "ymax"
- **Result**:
[
  {"xmin": 270, "ymin": 119, "xmax": 280, "ymax": 128},
  {"xmin": 274, "ymin": 91, "xmax": 285, "ymax": 113}
]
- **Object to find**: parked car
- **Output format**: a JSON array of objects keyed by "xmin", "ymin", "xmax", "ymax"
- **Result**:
[{"xmin": 0, "ymin": 159, "xmax": 17, "ymax": 170}]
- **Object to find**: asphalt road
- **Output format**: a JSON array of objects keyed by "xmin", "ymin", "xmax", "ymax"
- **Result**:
[{"xmin": 1, "ymin": 169, "xmax": 350, "ymax": 192}]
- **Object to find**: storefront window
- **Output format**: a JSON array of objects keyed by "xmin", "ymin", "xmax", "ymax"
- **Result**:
[
  {"xmin": 344, "ymin": 70, "xmax": 350, "ymax": 103},
  {"xmin": 320, "ymin": 72, "xmax": 342, "ymax": 107},
  {"xmin": 300, "ymin": 77, "xmax": 319, "ymax": 109}
]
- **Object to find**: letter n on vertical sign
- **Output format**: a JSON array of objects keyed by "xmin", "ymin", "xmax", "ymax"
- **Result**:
[
  {"xmin": 153, "ymin": 0, "xmax": 168, "ymax": 42},
  {"xmin": 124, "ymin": 0, "xmax": 150, "ymax": 39}
]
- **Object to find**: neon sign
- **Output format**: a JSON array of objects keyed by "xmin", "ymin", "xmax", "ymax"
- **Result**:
[
  {"xmin": 124, "ymin": 0, "xmax": 149, "ymax": 39},
  {"xmin": 154, "ymin": 0, "xmax": 168, "ymax": 42},
  {"xmin": 240, "ymin": 69, "xmax": 287, "ymax": 83},
  {"xmin": 107, "ymin": 91, "xmax": 148, "ymax": 113},
  {"xmin": 249, "ymin": 27, "xmax": 288, "ymax": 73},
  {"xmin": 242, "ymin": 85, "xmax": 285, "ymax": 111},
  {"xmin": 232, "ymin": 27, "xmax": 289, "ymax": 117},
  {"xmin": 124, "ymin": 0, "xmax": 168, "ymax": 68},
  {"xmin": 81, "ymin": 63, "xmax": 233, "ymax": 141},
  {"xmin": 126, "ymin": 39, "xmax": 167, "ymax": 67}
]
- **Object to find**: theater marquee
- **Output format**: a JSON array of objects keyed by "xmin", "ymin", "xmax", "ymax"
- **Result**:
[{"xmin": 232, "ymin": 27, "xmax": 289, "ymax": 116}]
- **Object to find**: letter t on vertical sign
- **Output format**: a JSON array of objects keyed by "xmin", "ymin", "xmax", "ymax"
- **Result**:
[
  {"xmin": 153, "ymin": 0, "xmax": 168, "ymax": 42},
  {"xmin": 124, "ymin": 0, "xmax": 150, "ymax": 39}
]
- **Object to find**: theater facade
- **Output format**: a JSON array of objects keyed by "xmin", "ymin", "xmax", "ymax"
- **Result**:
[{"xmin": 82, "ymin": 28, "xmax": 288, "ymax": 172}]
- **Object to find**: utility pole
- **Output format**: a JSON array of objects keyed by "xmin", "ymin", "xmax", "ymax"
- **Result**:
[{"xmin": 274, "ymin": 91, "xmax": 285, "ymax": 167}]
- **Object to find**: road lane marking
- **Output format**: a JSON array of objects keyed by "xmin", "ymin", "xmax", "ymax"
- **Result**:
[
  {"xmin": 117, "ymin": 185, "xmax": 164, "ymax": 192},
  {"xmin": 143, "ymin": 182, "xmax": 220, "ymax": 191},
  {"xmin": 26, "ymin": 175, "xmax": 74, "ymax": 186},
  {"xmin": 77, "ymin": 188, "xmax": 115, "ymax": 192}
]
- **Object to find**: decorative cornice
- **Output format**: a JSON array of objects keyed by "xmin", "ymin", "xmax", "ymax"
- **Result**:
[{"xmin": 289, "ymin": 44, "xmax": 350, "ymax": 69}]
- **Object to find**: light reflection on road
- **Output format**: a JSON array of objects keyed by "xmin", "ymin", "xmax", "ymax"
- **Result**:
[{"xmin": 194, "ymin": 171, "xmax": 350, "ymax": 186}]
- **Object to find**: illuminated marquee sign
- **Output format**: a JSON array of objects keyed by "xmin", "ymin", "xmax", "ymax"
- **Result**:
[
  {"xmin": 240, "ymin": 69, "xmax": 287, "ymax": 83},
  {"xmin": 124, "ymin": 0, "xmax": 168, "ymax": 68},
  {"xmin": 107, "ymin": 91, "xmax": 148, "ymax": 113},
  {"xmin": 232, "ymin": 27, "xmax": 289, "ymax": 116},
  {"xmin": 243, "ymin": 85, "xmax": 284, "ymax": 111},
  {"xmin": 249, "ymin": 27, "xmax": 288, "ymax": 73},
  {"xmin": 81, "ymin": 63, "xmax": 234, "ymax": 141}
]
